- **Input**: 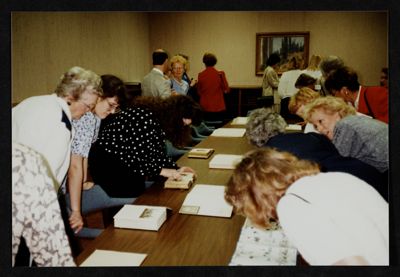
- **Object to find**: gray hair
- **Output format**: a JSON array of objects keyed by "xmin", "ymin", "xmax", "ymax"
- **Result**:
[
  {"xmin": 55, "ymin": 66, "xmax": 103, "ymax": 100},
  {"xmin": 246, "ymin": 108, "xmax": 287, "ymax": 147},
  {"xmin": 319, "ymin": 55, "xmax": 344, "ymax": 77}
]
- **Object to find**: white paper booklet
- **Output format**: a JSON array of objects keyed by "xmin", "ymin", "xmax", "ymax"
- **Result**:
[
  {"xmin": 211, "ymin": 128, "xmax": 246, "ymax": 137},
  {"xmin": 231, "ymin": 117, "xmax": 249, "ymax": 125},
  {"xmin": 80, "ymin": 249, "xmax": 147, "ymax": 267},
  {"xmin": 229, "ymin": 218, "xmax": 298, "ymax": 266},
  {"xmin": 113, "ymin": 204, "xmax": 167, "ymax": 231},
  {"xmin": 179, "ymin": 184, "xmax": 233, "ymax": 218},
  {"xmin": 209, "ymin": 154, "xmax": 243, "ymax": 169}
]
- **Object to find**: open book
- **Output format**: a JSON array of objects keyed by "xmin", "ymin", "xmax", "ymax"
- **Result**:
[
  {"xmin": 113, "ymin": 205, "xmax": 167, "ymax": 231},
  {"xmin": 80, "ymin": 249, "xmax": 147, "ymax": 267},
  {"xmin": 209, "ymin": 154, "xmax": 243, "ymax": 169},
  {"xmin": 211, "ymin": 128, "xmax": 246, "ymax": 137},
  {"xmin": 188, "ymin": 148, "xmax": 214, "ymax": 159},
  {"xmin": 164, "ymin": 172, "xmax": 195, "ymax": 189},
  {"xmin": 179, "ymin": 184, "xmax": 233, "ymax": 218}
]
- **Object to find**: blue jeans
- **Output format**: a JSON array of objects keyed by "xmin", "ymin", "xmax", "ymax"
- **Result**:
[{"xmin": 65, "ymin": 184, "xmax": 136, "ymax": 238}]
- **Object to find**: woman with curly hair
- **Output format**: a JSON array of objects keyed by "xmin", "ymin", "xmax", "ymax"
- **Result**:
[
  {"xmin": 88, "ymin": 95, "xmax": 199, "ymax": 199},
  {"xmin": 225, "ymin": 148, "xmax": 388, "ymax": 265}
]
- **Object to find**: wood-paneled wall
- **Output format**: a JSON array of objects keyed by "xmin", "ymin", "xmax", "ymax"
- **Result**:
[{"xmin": 12, "ymin": 11, "xmax": 387, "ymax": 103}]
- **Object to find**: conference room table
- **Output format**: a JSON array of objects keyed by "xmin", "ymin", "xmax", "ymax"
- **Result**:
[{"xmin": 76, "ymin": 123, "xmax": 257, "ymax": 266}]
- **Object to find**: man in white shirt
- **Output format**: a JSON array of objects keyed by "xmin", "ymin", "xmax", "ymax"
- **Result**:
[{"xmin": 141, "ymin": 49, "xmax": 173, "ymax": 98}]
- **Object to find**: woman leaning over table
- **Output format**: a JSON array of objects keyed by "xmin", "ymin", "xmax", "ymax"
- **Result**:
[
  {"xmin": 225, "ymin": 148, "xmax": 388, "ymax": 265},
  {"xmin": 65, "ymin": 74, "xmax": 131, "ymax": 238},
  {"xmin": 304, "ymin": 96, "xmax": 388, "ymax": 173},
  {"xmin": 88, "ymin": 95, "xmax": 198, "ymax": 200},
  {"xmin": 12, "ymin": 66, "xmax": 102, "ymax": 188},
  {"xmin": 245, "ymin": 107, "xmax": 387, "ymax": 200}
]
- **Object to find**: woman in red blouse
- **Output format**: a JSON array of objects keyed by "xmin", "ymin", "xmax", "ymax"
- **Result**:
[{"xmin": 197, "ymin": 52, "xmax": 230, "ymax": 123}]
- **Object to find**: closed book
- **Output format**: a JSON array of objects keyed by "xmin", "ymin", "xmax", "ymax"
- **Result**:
[
  {"xmin": 211, "ymin": 128, "xmax": 246, "ymax": 137},
  {"xmin": 209, "ymin": 154, "xmax": 243, "ymax": 169},
  {"xmin": 285, "ymin": 124, "xmax": 302, "ymax": 132},
  {"xmin": 113, "ymin": 205, "xmax": 167, "ymax": 231},
  {"xmin": 164, "ymin": 172, "xmax": 195, "ymax": 189},
  {"xmin": 188, "ymin": 148, "xmax": 214, "ymax": 159},
  {"xmin": 179, "ymin": 184, "xmax": 233, "ymax": 218}
]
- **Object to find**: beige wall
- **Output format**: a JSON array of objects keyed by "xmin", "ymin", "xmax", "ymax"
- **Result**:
[
  {"xmin": 149, "ymin": 11, "xmax": 387, "ymax": 87},
  {"xmin": 12, "ymin": 12, "xmax": 150, "ymax": 103},
  {"xmin": 12, "ymin": 11, "xmax": 387, "ymax": 103}
]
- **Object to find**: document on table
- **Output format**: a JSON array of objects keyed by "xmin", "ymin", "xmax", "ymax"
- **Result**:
[
  {"xmin": 179, "ymin": 184, "xmax": 233, "ymax": 218},
  {"xmin": 231, "ymin": 117, "xmax": 249, "ymax": 125},
  {"xmin": 209, "ymin": 154, "xmax": 243, "ymax": 169},
  {"xmin": 211, "ymin": 128, "xmax": 246, "ymax": 137},
  {"xmin": 80, "ymin": 249, "xmax": 147, "ymax": 267}
]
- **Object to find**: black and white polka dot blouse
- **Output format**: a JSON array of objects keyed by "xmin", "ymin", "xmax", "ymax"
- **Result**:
[{"xmin": 96, "ymin": 107, "xmax": 176, "ymax": 176}]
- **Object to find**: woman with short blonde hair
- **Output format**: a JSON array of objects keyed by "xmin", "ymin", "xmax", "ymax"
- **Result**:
[
  {"xmin": 225, "ymin": 148, "xmax": 388, "ymax": 265},
  {"xmin": 304, "ymin": 96, "xmax": 388, "ymax": 172},
  {"xmin": 303, "ymin": 95, "xmax": 356, "ymax": 120}
]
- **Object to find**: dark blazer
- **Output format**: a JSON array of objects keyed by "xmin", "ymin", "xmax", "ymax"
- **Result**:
[{"xmin": 266, "ymin": 132, "xmax": 388, "ymax": 200}]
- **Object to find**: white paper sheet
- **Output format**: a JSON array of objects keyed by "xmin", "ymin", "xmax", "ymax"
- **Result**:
[
  {"xmin": 80, "ymin": 249, "xmax": 147, "ymax": 267},
  {"xmin": 179, "ymin": 184, "xmax": 233, "ymax": 218},
  {"xmin": 231, "ymin": 117, "xmax": 249, "ymax": 125},
  {"xmin": 211, "ymin": 128, "xmax": 246, "ymax": 137},
  {"xmin": 209, "ymin": 154, "xmax": 243, "ymax": 169}
]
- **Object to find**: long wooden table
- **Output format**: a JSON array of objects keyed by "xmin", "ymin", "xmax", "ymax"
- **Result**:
[{"xmin": 76, "ymin": 125, "xmax": 256, "ymax": 266}]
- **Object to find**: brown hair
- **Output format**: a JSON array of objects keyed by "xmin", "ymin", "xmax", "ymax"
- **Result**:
[
  {"xmin": 288, "ymin": 87, "xmax": 320, "ymax": 115},
  {"xmin": 131, "ymin": 95, "xmax": 202, "ymax": 147},
  {"xmin": 225, "ymin": 148, "xmax": 320, "ymax": 228}
]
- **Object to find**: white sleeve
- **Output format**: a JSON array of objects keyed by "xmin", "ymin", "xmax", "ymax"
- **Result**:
[
  {"xmin": 277, "ymin": 195, "xmax": 360, "ymax": 265},
  {"xmin": 277, "ymin": 73, "xmax": 287, "ymax": 98},
  {"xmin": 12, "ymin": 103, "xmax": 71, "ymax": 185}
]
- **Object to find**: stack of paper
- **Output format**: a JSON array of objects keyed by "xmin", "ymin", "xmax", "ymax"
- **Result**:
[
  {"xmin": 231, "ymin": 117, "xmax": 249, "ymax": 125},
  {"xmin": 211, "ymin": 128, "xmax": 246, "ymax": 137},
  {"xmin": 229, "ymin": 218, "xmax": 298, "ymax": 266},
  {"xmin": 113, "ymin": 205, "xmax": 167, "ymax": 231},
  {"xmin": 164, "ymin": 172, "xmax": 195, "ymax": 189},
  {"xmin": 209, "ymin": 154, "xmax": 243, "ymax": 169},
  {"xmin": 179, "ymin": 184, "xmax": 233, "ymax": 218},
  {"xmin": 188, "ymin": 148, "xmax": 214, "ymax": 159},
  {"xmin": 80, "ymin": 249, "xmax": 147, "ymax": 267}
]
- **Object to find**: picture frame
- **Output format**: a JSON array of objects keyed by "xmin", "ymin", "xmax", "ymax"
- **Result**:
[{"xmin": 256, "ymin": 32, "xmax": 310, "ymax": 76}]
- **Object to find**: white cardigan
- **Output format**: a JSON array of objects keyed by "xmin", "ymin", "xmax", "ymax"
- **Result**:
[{"xmin": 12, "ymin": 94, "xmax": 74, "ymax": 188}]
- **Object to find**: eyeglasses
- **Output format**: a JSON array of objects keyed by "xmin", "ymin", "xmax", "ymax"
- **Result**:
[
  {"xmin": 105, "ymin": 98, "xmax": 120, "ymax": 113},
  {"xmin": 78, "ymin": 99, "xmax": 95, "ymax": 111}
]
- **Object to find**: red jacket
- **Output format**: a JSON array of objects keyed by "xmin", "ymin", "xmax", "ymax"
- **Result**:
[
  {"xmin": 358, "ymin": 86, "xmax": 388, "ymax": 123},
  {"xmin": 197, "ymin": 67, "xmax": 230, "ymax": 112}
]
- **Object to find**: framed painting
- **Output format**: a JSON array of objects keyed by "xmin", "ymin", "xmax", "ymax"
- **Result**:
[{"xmin": 256, "ymin": 32, "xmax": 310, "ymax": 76}]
